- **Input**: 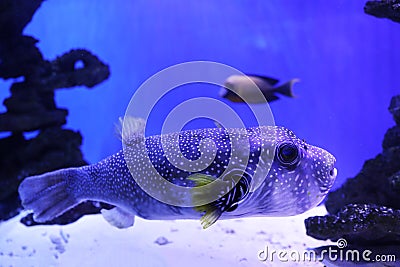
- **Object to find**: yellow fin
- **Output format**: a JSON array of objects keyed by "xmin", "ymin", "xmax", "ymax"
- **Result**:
[
  {"xmin": 199, "ymin": 206, "xmax": 223, "ymax": 229},
  {"xmin": 187, "ymin": 173, "xmax": 228, "ymax": 206},
  {"xmin": 187, "ymin": 173, "xmax": 215, "ymax": 186},
  {"xmin": 187, "ymin": 173, "xmax": 226, "ymax": 229}
]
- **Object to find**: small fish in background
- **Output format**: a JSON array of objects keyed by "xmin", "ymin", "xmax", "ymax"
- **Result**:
[
  {"xmin": 220, "ymin": 74, "xmax": 300, "ymax": 104},
  {"xmin": 18, "ymin": 117, "xmax": 337, "ymax": 230}
]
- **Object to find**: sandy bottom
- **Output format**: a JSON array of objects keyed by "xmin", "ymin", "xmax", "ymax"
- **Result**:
[{"xmin": 0, "ymin": 206, "xmax": 333, "ymax": 267}]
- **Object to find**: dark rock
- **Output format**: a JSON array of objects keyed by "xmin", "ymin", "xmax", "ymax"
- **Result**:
[
  {"xmin": 0, "ymin": 36, "xmax": 45, "ymax": 79},
  {"xmin": 389, "ymin": 94, "xmax": 400, "ymax": 125},
  {"xmin": 306, "ymin": 95, "xmax": 400, "ymax": 247},
  {"xmin": 0, "ymin": 133, "xmax": 28, "ymax": 200},
  {"xmin": 324, "ymin": 95, "xmax": 400, "ymax": 215},
  {"xmin": 305, "ymin": 204, "xmax": 400, "ymax": 245},
  {"xmin": 0, "ymin": 48, "xmax": 110, "ymax": 133},
  {"xmin": 0, "ymin": 109, "xmax": 68, "ymax": 132},
  {"xmin": 0, "ymin": 0, "xmax": 43, "ymax": 37},
  {"xmin": 383, "ymin": 126, "xmax": 400, "ymax": 150},
  {"xmin": 0, "ymin": 0, "xmax": 43, "ymax": 38},
  {"xmin": 0, "ymin": 193, "xmax": 22, "ymax": 221},
  {"xmin": 0, "ymin": 0, "xmax": 111, "ymax": 224},
  {"xmin": 44, "ymin": 49, "xmax": 111, "ymax": 90},
  {"xmin": 389, "ymin": 170, "xmax": 400, "ymax": 192},
  {"xmin": 20, "ymin": 128, "xmax": 87, "ymax": 173},
  {"xmin": 3, "ymin": 88, "xmax": 51, "ymax": 114},
  {"xmin": 325, "ymin": 151, "xmax": 400, "ymax": 215},
  {"xmin": 0, "ymin": 128, "xmax": 86, "ymax": 203},
  {"xmin": 364, "ymin": 0, "xmax": 400, "ymax": 23}
]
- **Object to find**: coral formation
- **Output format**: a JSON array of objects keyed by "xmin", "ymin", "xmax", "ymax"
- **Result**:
[
  {"xmin": 305, "ymin": 95, "xmax": 400, "ymax": 245},
  {"xmin": 364, "ymin": 0, "xmax": 400, "ymax": 23},
  {"xmin": 306, "ymin": 204, "xmax": 400, "ymax": 245},
  {"xmin": 0, "ymin": 0, "xmax": 111, "ymax": 223}
]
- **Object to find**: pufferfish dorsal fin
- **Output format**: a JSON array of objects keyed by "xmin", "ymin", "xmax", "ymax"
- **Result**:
[
  {"xmin": 213, "ymin": 120, "xmax": 223, "ymax": 129},
  {"xmin": 115, "ymin": 116, "xmax": 146, "ymax": 145},
  {"xmin": 187, "ymin": 173, "xmax": 226, "ymax": 229}
]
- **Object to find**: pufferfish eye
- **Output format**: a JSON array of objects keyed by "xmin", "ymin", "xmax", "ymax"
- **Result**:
[{"xmin": 276, "ymin": 141, "xmax": 301, "ymax": 168}]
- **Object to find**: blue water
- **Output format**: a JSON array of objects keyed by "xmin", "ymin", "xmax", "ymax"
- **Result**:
[{"xmin": 2, "ymin": 0, "xmax": 399, "ymax": 190}]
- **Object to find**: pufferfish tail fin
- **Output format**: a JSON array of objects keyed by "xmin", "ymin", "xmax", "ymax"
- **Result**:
[
  {"xmin": 115, "ymin": 116, "xmax": 146, "ymax": 145},
  {"xmin": 18, "ymin": 168, "xmax": 83, "ymax": 223}
]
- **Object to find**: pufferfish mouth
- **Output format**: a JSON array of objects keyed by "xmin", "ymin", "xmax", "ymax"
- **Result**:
[
  {"xmin": 330, "ymin": 167, "xmax": 338, "ymax": 178},
  {"xmin": 319, "ymin": 166, "xmax": 337, "ymax": 193},
  {"xmin": 322, "ymin": 149, "xmax": 337, "ymax": 189}
]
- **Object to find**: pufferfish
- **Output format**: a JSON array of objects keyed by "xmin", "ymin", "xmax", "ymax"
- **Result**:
[{"xmin": 18, "ymin": 117, "xmax": 337, "ymax": 229}]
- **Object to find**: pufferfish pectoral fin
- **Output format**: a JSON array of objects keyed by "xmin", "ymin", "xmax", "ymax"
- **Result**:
[
  {"xmin": 187, "ymin": 173, "xmax": 226, "ymax": 229},
  {"xmin": 197, "ymin": 206, "xmax": 223, "ymax": 229},
  {"xmin": 101, "ymin": 207, "xmax": 135, "ymax": 229},
  {"xmin": 187, "ymin": 173, "xmax": 215, "ymax": 187}
]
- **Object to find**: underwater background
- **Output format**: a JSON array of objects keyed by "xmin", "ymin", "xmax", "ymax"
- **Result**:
[
  {"xmin": 1, "ymin": 1, "xmax": 400, "ymax": 266},
  {"xmin": 0, "ymin": 0, "xmax": 398, "ymax": 190}
]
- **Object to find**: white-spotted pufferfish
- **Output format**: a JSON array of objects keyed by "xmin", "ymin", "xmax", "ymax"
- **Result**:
[{"xmin": 19, "ymin": 117, "xmax": 337, "ymax": 229}]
